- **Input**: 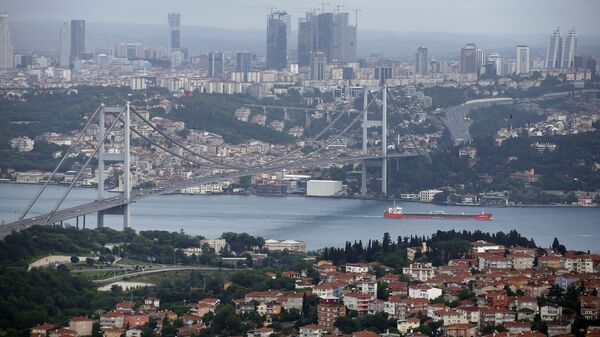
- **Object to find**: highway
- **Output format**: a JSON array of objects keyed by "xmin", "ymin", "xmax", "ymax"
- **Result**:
[
  {"xmin": 0, "ymin": 152, "xmax": 418, "ymax": 237},
  {"xmin": 442, "ymin": 90, "xmax": 599, "ymax": 145}
]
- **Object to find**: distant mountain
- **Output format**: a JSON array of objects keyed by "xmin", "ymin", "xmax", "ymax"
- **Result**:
[{"xmin": 9, "ymin": 20, "xmax": 600, "ymax": 60}]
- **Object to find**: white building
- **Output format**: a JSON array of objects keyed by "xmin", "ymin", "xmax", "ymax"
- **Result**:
[
  {"xmin": 408, "ymin": 285, "xmax": 442, "ymax": 300},
  {"xmin": 10, "ymin": 136, "xmax": 35, "ymax": 152},
  {"xmin": 307, "ymin": 180, "xmax": 343, "ymax": 197},
  {"xmin": 264, "ymin": 239, "xmax": 306, "ymax": 253},
  {"xmin": 403, "ymin": 262, "xmax": 435, "ymax": 281},
  {"xmin": 0, "ymin": 12, "xmax": 13, "ymax": 69},
  {"xmin": 199, "ymin": 239, "xmax": 227, "ymax": 254},
  {"xmin": 418, "ymin": 189, "xmax": 442, "ymax": 202},
  {"xmin": 515, "ymin": 45, "xmax": 530, "ymax": 74}
]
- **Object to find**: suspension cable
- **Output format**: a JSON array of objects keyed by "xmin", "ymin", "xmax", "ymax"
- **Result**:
[
  {"xmin": 386, "ymin": 87, "xmax": 421, "ymax": 155},
  {"xmin": 20, "ymin": 105, "xmax": 103, "ymax": 220},
  {"xmin": 44, "ymin": 107, "xmax": 126, "ymax": 224},
  {"xmin": 130, "ymin": 108, "xmax": 239, "ymax": 169}
]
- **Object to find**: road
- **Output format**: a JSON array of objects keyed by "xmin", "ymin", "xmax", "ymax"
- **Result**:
[
  {"xmin": 442, "ymin": 90, "xmax": 600, "ymax": 145},
  {"xmin": 88, "ymin": 265, "xmax": 231, "ymax": 284}
]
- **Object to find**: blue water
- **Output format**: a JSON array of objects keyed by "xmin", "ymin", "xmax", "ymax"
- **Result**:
[{"xmin": 1, "ymin": 183, "xmax": 599, "ymax": 251}]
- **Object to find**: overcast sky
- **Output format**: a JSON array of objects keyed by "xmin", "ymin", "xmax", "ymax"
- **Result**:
[{"xmin": 3, "ymin": 0, "xmax": 600, "ymax": 35}]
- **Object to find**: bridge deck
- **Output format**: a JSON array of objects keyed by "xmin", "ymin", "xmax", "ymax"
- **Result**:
[{"xmin": 1, "ymin": 153, "xmax": 417, "ymax": 237}]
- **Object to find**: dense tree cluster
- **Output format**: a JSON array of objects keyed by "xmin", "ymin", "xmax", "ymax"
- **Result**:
[{"xmin": 321, "ymin": 230, "xmax": 536, "ymax": 268}]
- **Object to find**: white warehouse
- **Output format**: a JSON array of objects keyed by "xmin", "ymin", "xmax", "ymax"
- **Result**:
[{"xmin": 306, "ymin": 180, "xmax": 343, "ymax": 197}]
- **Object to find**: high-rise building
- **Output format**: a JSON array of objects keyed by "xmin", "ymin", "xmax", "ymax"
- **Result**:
[
  {"xmin": 487, "ymin": 52, "xmax": 502, "ymax": 76},
  {"xmin": 515, "ymin": 45, "xmax": 530, "ymax": 74},
  {"xmin": 114, "ymin": 42, "xmax": 144, "ymax": 59},
  {"xmin": 575, "ymin": 55, "xmax": 596, "ymax": 76},
  {"xmin": 415, "ymin": 46, "xmax": 428, "ymax": 76},
  {"xmin": 310, "ymin": 51, "xmax": 327, "ymax": 80},
  {"xmin": 476, "ymin": 48, "xmax": 485, "ymax": 67},
  {"xmin": 236, "ymin": 51, "xmax": 252, "ymax": 72},
  {"xmin": 562, "ymin": 28, "xmax": 577, "ymax": 68},
  {"xmin": 546, "ymin": 28, "xmax": 563, "ymax": 69},
  {"xmin": 70, "ymin": 20, "xmax": 85, "ymax": 62},
  {"xmin": 317, "ymin": 297, "xmax": 346, "ymax": 333},
  {"xmin": 460, "ymin": 43, "xmax": 477, "ymax": 74},
  {"xmin": 266, "ymin": 11, "xmax": 288, "ymax": 70},
  {"xmin": 297, "ymin": 10, "xmax": 356, "ymax": 67},
  {"xmin": 59, "ymin": 22, "xmax": 70, "ymax": 68},
  {"xmin": 208, "ymin": 51, "xmax": 224, "ymax": 78},
  {"xmin": 0, "ymin": 11, "xmax": 13, "ymax": 69},
  {"xmin": 168, "ymin": 12, "xmax": 181, "ymax": 55}
]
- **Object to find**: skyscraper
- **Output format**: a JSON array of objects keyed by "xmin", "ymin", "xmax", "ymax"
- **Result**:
[
  {"xmin": 515, "ymin": 45, "xmax": 530, "ymax": 74},
  {"xmin": 460, "ymin": 43, "xmax": 477, "ymax": 74},
  {"xmin": 476, "ymin": 49, "xmax": 485, "ymax": 67},
  {"xmin": 0, "ymin": 11, "xmax": 13, "ymax": 69},
  {"xmin": 546, "ymin": 28, "xmax": 563, "ymax": 69},
  {"xmin": 266, "ymin": 11, "xmax": 288, "ymax": 70},
  {"xmin": 415, "ymin": 46, "xmax": 428, "ymax": 76},
  {"xmin": 168, "ymin": 12, "xmax": 181, "ymax": 55},
  {"xmin": 208, "ymin": 51, "xmax": 224, "ymax": 78},
  {"xmin": 488, "ymin": 52, "xmax": 502, "ymax": 76},
  {"xmin": 59, "ymin": 22, "xmax": 70, "ymax": 68},
  {"xmin": 236, "ymin": 51, "xmax": 252, "ymax": 73},
  {"xmin": 70, "ymin": 20, "xmax": 85, "ymax": 62},
  {"xmin": 562, "ymin": 28, "xmax": 577, "ymax": 68},
  {"xmin": 310, "ymin": 51, "xmax": 327, "ymax": 80},
  {"xmin": 297, "ymin": 10, "xmax": 356, "ymax": 67}
]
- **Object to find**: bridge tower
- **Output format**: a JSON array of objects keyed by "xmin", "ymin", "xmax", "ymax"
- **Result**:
[
  {"xmin": 361, "ymin": 86, "xmax": 388, "ymax": 196},
  {"xmin": 97, "ymin": 103, "xmax": 132, "ymax": 229}
]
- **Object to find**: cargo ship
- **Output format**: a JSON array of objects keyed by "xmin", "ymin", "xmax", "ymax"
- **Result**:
[{"xmin": 384, "ymin": 204, "xmax": 492, "ymax": 220}]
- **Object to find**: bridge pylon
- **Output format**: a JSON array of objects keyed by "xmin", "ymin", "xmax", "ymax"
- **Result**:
[
  {"xmin": 361, "ymin": 85, "xmax": 388, "ymax": 196},
  {"xmin": 97, "ymin": 103, "xmax": 132, "ymax": 230}
]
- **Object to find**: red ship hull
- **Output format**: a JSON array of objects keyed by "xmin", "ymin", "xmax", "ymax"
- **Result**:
[{"xmin": 384, "ymin": 212, "xmax": 492, "ymax": 220}]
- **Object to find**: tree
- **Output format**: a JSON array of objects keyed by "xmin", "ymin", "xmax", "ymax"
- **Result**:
[{"xmin": 70, "ymin": 256, "xmax": 80, "ymax": 263}]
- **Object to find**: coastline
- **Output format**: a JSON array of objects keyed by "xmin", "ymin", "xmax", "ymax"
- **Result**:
[{"xmin": 1, "ymin": 180, "xmax": 596, "ymax": 209}]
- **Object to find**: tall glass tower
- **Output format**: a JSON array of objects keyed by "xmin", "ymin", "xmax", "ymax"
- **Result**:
[{"xmin": 168, "ymin": 12, "xmax": 181, "ymax": 55}]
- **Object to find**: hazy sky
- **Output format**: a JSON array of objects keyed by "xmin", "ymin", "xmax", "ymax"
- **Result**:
[{"xmin": 3, "ymin": 0, "xmax": 600, "ymax": 35}]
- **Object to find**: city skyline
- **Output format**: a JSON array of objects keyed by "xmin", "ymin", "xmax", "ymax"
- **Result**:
[{"xmin": 2, "ymin": 0, "xmax": 600, "ymax": 35}]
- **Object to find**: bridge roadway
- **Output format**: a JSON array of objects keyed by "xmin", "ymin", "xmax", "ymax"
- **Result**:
[{"xmin": 0, "ymin": 152, "xmax": 418, "ymax": 237}]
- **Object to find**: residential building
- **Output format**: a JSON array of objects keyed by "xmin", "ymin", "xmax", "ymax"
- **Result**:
[
  {"xmin": 419, "ymin": 189, "xmax": 443, "ymax": 203},
  {"xmin": 540, "ymin": 304, "xmax": 563, "ymax": 321},
  {"xmin": 199, "ymin": 239, "xmax": 227, "ymax": 254},
  {"xmin": 69, "ymin": 316, "xmax": 93, "ymax": 336},
  {"xmin": 403, "ymin": 263, "xmax": 435, "ymax": 281},
  {"xmin": 445, "ymin": 323, "xmax": 477, "ymax": 337},
  {"xmin": 317, "ymin": 296, "xmax": 346, "ymax": 333},
  {"xmin": 515, "ymin": 45, "xmax": 530, "ymax": 74},
  {"xmin": 311, "ymin": 51, "xmax": 327, "ymax": 80}
]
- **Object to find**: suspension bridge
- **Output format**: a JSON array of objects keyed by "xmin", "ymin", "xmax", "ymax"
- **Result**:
[{"xmin": 1, "ymin": 86, "xmax": 421, "ymax": 238}]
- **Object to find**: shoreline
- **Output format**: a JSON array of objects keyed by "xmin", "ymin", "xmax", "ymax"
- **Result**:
[{"xmin": 1, "ymin": 180, "xmax": 597, "ymax": 209}]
